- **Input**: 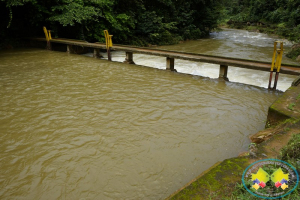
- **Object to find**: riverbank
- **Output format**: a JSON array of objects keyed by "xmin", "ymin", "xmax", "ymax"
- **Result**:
[
  {"xmin": 243, "ymin": 25, "xmax": 300, "ymax": 63},
  {"xmin": 220, "ymin": 22, "xmax": 300, "ymax": 63},
  {"xmin": 166, "ymin": 83, "xmax": 300, "ymax": 199}
]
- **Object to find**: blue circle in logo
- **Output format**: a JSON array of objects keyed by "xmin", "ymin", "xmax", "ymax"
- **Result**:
[{"xmin": 242, "ymin": 159, "xmax": 299, "ymax": 199}]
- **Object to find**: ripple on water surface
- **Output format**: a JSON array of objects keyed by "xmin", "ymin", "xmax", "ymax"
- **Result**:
[{"xmin": 0, "ymin": 49, "xmax": 280, "ymax": 199}]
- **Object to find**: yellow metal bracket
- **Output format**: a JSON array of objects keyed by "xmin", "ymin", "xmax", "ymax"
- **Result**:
[
  {"xmin": 43, "ymin": 26, "xmax": 52, "ymax": 50},
  {"xmin": 48, "ymin": 30, "xmax": 52, "ymax": 40},
  {"xmin": 104, "ymin": 30, "xmax": 113, "ymax": 61},
  {"xmin": 43, "ymin": 26, "xmax": 52, "ymax": 41},
  {"xmin": 268, "ymin": 41, "xmax": 284, "ymax": 90},
  {"xmin": 104, "ymin": 30, "xmax": 113, "ymax": 49},
  {"xmin": 270, "ymin": 41, "xmax": 283, "ymax": 72}
]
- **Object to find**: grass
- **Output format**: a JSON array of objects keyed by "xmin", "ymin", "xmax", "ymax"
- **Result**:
[
  {"xmin": 284, "ymin": 127, "xmax": 291, "ymax": 132},
  {"xmin": 288, "ymin": 103, "xmax": 296, "ymax": 111},
  {"xmin": 281, "ymin": 133, "xmax": 300, "ymax": 166},
  {"xmin": 223, "ymin": 182, "xmax": 300, "ymax": 200},
  {"xmin": 216, "ymin": 133, "xmax": 300, "ymax": 200},
  {"xmin": 287, "ymin": 48, "xmax": 300, "ymax": 60},
  {"xmin": 265, "ymin": 121, "xmax": 271, "ymax": 128}
]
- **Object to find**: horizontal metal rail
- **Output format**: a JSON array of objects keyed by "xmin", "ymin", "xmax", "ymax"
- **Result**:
[{"xmin": 30, "ymin": 38, "xmax": 300, "ymax": 76}]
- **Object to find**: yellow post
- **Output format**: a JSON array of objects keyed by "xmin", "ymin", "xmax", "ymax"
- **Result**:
[
  {"xmin": 103, "ymin": 30, "xmax": 113, "ymax": 48},
  {"xmin": 109, "ymin": 35, "xmax": 113, "ymax": 47},
  {"xmin": 104, "ymin": 30, "xmax": 113, "ymax": 61},
  {"xmin": 268, "ymin": 41, "xmax": 277, "ymax": 89},
  {"xmin": 104, "ymin": 30, "xmax": 108, "ymax": 49},
  {"xmin": 43, "ymin": 26, "xmax": 49, "ymax": 42},
  {"xmin": 270, "ymin": 41, "xmax": 277, "ymax": 72},
  {"xmin": 273, "ymin": 42, "xmax": 283, "ymax": 90},
  {"xmin": 43, "ymin": 26, "xmax": 51, "ymax": 50},
  {"xmin": 48, "ymin": 30, "xmax": 52, "ymax": 40},
  {"xmin": 268, "ymin": 41, "xmax": 283, "ymax": 90},
  {"xmin": 275, "ymin": 42, "xmax": 283, "ymax": 73}
]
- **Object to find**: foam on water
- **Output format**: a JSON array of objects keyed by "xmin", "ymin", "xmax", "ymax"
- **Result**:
[{"xmin": 87, "ymin": 51, "xmax": 295, "ymax": 91}]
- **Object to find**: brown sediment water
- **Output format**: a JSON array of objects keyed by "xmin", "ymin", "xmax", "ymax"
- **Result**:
[
  {"xmin": 0, "ymin": 48, "xmax": 280, "ymax": 199},
  {"xmin": 0, "ymin": 29, "xmax": 296, "ymax": 199}
]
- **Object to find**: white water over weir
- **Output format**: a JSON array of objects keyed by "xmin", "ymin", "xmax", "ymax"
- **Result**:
[{"xmin": 97, "ymin": 29, "xmax": 299, "ymax": 92}]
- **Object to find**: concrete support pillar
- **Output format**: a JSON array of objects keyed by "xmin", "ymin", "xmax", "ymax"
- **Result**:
[
  {"xmin": 166, "ymin": 57, "xmax": 176, "ymax": 71},
  {"xmin": 93, "ymin": 49, "xmax": 102, "ymax": 58},
  {"xmin": 292, "ymin": 76, "xmax": 300, "ymax": 86},
  {"xmin": 67, "ymin": 45, "xmax": 73, "ymax": 54},
  {"xmin": 46, "ymin": 41, "xmax": 52, "ymax": 50},
  {"xmin": 107, "ymin": 48, "xmax": 112, "ymax": 61},
  {"xmin": 219, "ymin": 64, "xmax": 229, "ymax": 81},
  {"xmin": 123, "ymin": 52, "xmax": 135, "ymax": 64}
]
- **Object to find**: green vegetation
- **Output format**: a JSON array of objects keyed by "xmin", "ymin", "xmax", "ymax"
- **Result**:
[
  {"xmin": 228, "ymin": 181, "xmax": 300, "ymax": 200},
  {"xmin": 1, "ymin": 1, "xmax": 300, "ymax": 63},
  {"xmin": 169, "ymin": 158, "xmax": 249, "ymax": 200},
  {"xmin": 281, "ymin": 133, "xmax": 300, "ymax": 168},
  {"xmin": 287, "ymin": 48, "xmax": 300, "ymax": 60},
  {"xmin": 284, "ymin": 127, "xmax": 291, "ymax": 132},
  {"xmin": 224, "ymin": 133, "xmax": 300, "ymax": 200},
  {"xmin": 0, "ymin": 0, "xmax": 222, "ymax": 47},
  {"xmin": 288, "ymin": 103, "xmax": 296, "ymax": 111},
  {"xmin": 1, "ymin": 0, "xmax": 300, "ymax": 51}
]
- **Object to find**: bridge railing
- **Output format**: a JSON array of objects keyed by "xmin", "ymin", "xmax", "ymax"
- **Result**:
[{"xmin": 34, "ymin": 32, "xmax": 300, "ymax": 89}]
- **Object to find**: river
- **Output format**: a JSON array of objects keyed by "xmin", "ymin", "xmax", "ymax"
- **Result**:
[{"xmin": 0, "ymin": 29, "xmax": 296, "ymax": 199}]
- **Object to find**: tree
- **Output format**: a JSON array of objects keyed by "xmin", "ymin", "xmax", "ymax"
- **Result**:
[{"xmin": 1, "ymin": 0, "xmax": 223, "ymax": 46}]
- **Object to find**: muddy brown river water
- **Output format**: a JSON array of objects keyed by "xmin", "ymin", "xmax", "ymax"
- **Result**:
[{"xmin": 0, "ymin": 29, "xmax": 297, "ymax": 199}]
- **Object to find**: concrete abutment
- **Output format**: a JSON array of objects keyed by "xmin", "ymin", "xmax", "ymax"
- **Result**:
[
  {"xmin": 123, "ymin": 52, "xmax": 135, "ymax": 64},
  {"xmin": 166, "ymin": 57, "xmax": 177, "ymax": 72}
]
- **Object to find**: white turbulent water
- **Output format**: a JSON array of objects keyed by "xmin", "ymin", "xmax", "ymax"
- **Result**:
[
  {"xmin": 98, "ymin": 29, "xmax": 298, "ymax": 92},
  {"xmin": 0, "ymin": 29, "xmax": 291, "ymax": 200}
]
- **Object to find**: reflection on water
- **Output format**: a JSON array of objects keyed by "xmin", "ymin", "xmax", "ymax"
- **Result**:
[{"xmin": 0, "ymin": 48, "xmax": 280, "ymax": 199}]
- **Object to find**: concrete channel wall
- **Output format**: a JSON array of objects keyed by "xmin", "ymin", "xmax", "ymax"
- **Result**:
[{"xmin": 167, "ymin": 81, "xmax": 300, "ymax": 199}]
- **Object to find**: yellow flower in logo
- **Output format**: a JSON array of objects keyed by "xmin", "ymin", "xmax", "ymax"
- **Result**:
[
  {"xmin": 251, "ymin": 168, "xmax": 270, "ymax": 184},
  {"xmin": 271, "ymin": 168, "xmax": 289, "ymax": 183}
]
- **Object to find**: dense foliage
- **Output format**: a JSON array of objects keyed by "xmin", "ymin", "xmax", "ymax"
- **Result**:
[
  {"xmin": 0, "ymin": 0, "xmax": 221, "ymax": 47},
  {"xmin": 2, "ymin": 0, "xmax": 299, "ymax": 49},
  {"xmin": 220, "ymin": 0, "xmax": 300, "ymax": 42}
]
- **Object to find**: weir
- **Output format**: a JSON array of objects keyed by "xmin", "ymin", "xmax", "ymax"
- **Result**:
[{"xmin": 30, "ymin": 37, "xmax": 300, "ymax": 84}]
